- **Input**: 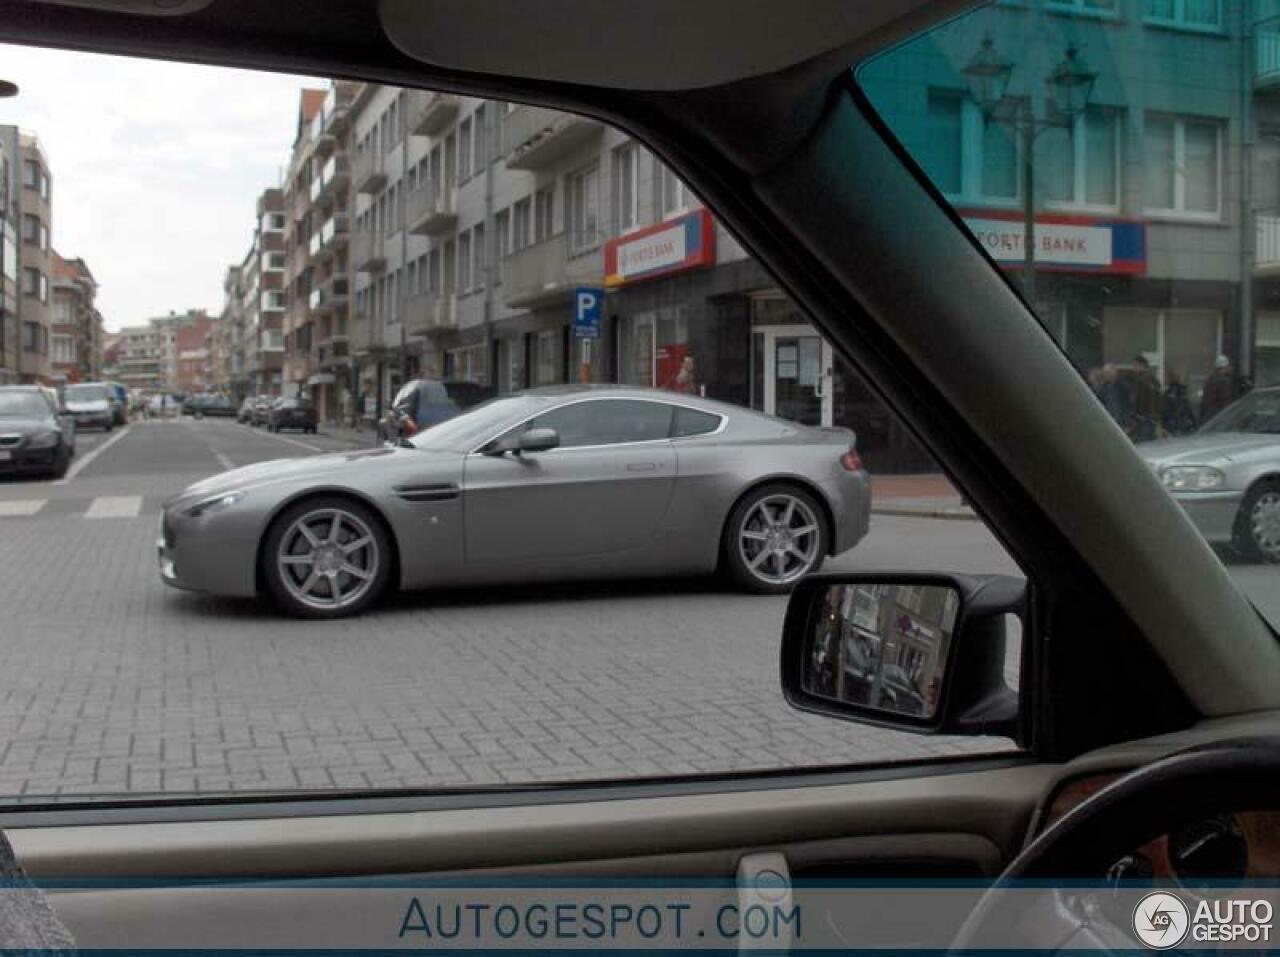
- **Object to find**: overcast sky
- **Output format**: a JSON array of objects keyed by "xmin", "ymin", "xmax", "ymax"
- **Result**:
[{"xmin": 0, "ymin": 44, "xmax": 324, "ymax": 332}]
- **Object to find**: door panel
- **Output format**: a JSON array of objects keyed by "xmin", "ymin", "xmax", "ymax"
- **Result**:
[{"xmin": 463, "ymin": 444, "xmax": 677, "ymax": 562}]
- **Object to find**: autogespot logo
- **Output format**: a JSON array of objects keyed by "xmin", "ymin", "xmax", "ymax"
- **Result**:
[{"xmin": 1133, "ymin": 892, "xmax": 1191, "ymax": 949}]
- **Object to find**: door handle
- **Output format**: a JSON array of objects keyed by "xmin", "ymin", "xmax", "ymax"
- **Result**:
[{"xmin": 625, "ymin": 462, "xmax": 660, "ymax": 472}]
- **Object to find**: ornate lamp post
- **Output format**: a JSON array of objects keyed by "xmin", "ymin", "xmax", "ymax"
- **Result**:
[{"xmin": 963, "ymin": 37, "xmax": 1096, "ymax": 306}]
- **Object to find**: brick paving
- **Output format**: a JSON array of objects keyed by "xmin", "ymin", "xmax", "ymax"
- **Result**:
[{"xmin": 0, "ymin": 420, "xmax": 1019, "ymax": 797}]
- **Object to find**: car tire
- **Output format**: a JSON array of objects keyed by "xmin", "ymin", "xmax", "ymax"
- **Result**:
[
  {"xmin": 262, "ymin": 496, "xmax": 392, "ymax": 619},
  {"xmin": 1235, "ymin": 480, "xmax": 1280, "ymax": 564},
  {"xmin": 50, "ymin": 450, "xmax": 70, "ymax": 479},
  {"xmin": 720, "ymin": 482, "xmax": 828, "ymax": 594}
]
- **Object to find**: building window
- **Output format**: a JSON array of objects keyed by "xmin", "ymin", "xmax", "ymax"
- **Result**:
[
  {"xmin": 458, "ymin": 231, "xmax": 472, "ymax": 291},
  {"xmin": 1144, "ymin": 114, "xmax": 1221, "ymax": 217},
  {"xmin": 458, "ymin": 117, "xmax": 474, "ymax": 182},
  {"xmin": 1043, "ymin": 108, "xmax": 1121, "ymax": 209},
  {"xmin": 22, "ymin": 267, "xmax": 47, "ymax": 301},
  {"xmin": 512, "ymin": 197, "xmax": 532, "ymax": 251},
  {"xmin": 657, "ymin": 163, "xmax": 691, "ymax": 218},
  {"xmin": 52, "ymin": 335, "xmax": 74, "ymax": 364},
  {"xmin": 534, "ymin": 187, "xmax": 555, "ymax": 243},
  {"xmin": 567, "ymin": 164, "xmax": 600, "ymax": 253},
  {"xmin": 535, "ymin": 329, "xmax": 560, "ymax": 385},
  {"xmin": 22, "ymin": 160, "xmax": 39, "ymax": 190},
  {"xmin": 1145, "ymin": 0, "xmax": 1221, "ymax": 29},
  {"xmin": 1046, "ymin": 0, "xmax": 1117, "ymax": 14},
  {"xmin": 428, "ymin": 248, "xmax": 441, "ymax": 294},
  {"xmin": 494, "ymin": 208, "xmax": 511, "ymax": 283},
  {"xmin": 613, "ymin": 143, "xmax": 640, "ymax": 233},
  {"xmin": 472, "ymin": 224, "xmax": 486, "ymax": 289},
  {"xmin": 924, "ymin": 90, "xmax": 1020, "ymax": 204},
  {"xmin": 473, "ymin": 104, "xmax": 487, "ymax": 168},
  {"xmin": 22, "ymin": 321, "xmax": 43, "ymax": 353},
  {"xmin": 21, "ymin": 214, "xmax": 40, "ymax": 244}
]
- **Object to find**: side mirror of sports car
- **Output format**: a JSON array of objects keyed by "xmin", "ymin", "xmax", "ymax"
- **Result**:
[
  {"xmin": 780, "ymin": 573, "xmax": 1023, "ymax": 739},
  {"xmin": 517, "ymin": 428, "xmax": 560, "ymax": 454}
]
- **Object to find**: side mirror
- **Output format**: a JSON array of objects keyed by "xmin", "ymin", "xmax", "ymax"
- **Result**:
[
  {"xmin": 517, "ymin": 427, "xmax": 560, "ymax": 454},
  {"xmin": 780, "ymin": 573, "xmax": 1023, "ymax": 739}
]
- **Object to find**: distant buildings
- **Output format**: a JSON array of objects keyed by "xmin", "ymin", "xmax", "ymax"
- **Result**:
[
  {"xmin": 51, "ymin": 253, "xmax": 102, "ymax": 383},
  {"xmin": 107, "ymin": 310, "xmax": 211, "ymax": 394}
]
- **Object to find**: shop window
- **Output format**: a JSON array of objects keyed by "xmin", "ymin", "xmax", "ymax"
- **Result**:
[
  {"xmin": 618, "ymin": 308, "xmax": 689, "ymax": 388},
  {"xmin": 1145, "ymin": 114, "xmax": 1221, "ymax": 218},
  {"xmin": 535, "ymin": 328, "xmax": 560, "ymax": 385},
  {"xmin": 1043, "ymin": 108, "xmax": 1120, "ymax": 209},
  {"xmin": 1257, "ymin": 315, "xmax": 1280, "ymax": 389},
  {"xmin": 1145, "ymin": 0, "xmax": 1221, "ymax": 29}
]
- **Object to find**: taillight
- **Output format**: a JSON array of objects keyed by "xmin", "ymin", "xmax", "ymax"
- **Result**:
[{"xmin": 840, "ymin": 448, "xmax": 864, "ymax": 472}]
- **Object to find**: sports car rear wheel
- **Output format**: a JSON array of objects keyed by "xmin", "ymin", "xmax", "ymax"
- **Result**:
[
  {"xmin": 263, "ymin": 497, "xmax": 391, "ymax": 618},
  {"xmin": 722, "ymin": 483, "xmax": 827, "ymax": 594}
]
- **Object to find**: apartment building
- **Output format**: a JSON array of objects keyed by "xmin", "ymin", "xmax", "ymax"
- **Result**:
[
  {"xmin": 114, "ymin": 324, "xmax": 163, "ymax": 393},
  {"xmin": 281, "ymin": 82, "xmax": 357, "ymax": 422},
  {"xmin": 215, "ymin": 263, "xmax": 243, "ymax": 395},
  {"xmin": 51, "ymin": 252, "xmax": 102, "ymax": 383},
  {"xmin": 0, "ymin": 127, "xmax": 54, "ymax": 385},
  {"xmin": 174, "ymin": 311, "xmax": 214, "ymax": 394},
  {"xmin": 0, "ymin": 136, "xmax": 14, "ymax": 384},
  {"xmin": 252, "ymin": 187, "xmax": 288, "ymax": 397}
]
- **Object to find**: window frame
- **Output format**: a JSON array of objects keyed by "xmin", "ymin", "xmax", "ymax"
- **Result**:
[
  {"xmin": 1144, "ymin": 0, "xmax": 1223, "ymax": 32},
  {"xmin": 1142, "ymin": 113, "xmax": 1224, "ymax": 221},
  {"xmin": 1042, "ymin": 107, "xmax": 1123, "ymax": 214}
]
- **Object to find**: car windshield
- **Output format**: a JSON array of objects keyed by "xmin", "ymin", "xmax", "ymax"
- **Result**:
[
  {"xmin": 1200, "ymin": 391, "xmax": 1280, "ymax": 435},
  {"xmin": 0, "ymin": 392, "xmax": 47, "ymax": 417},
  {"xmin": 65, "ymin": 385, "xmax": 108, "ymax": 402}
]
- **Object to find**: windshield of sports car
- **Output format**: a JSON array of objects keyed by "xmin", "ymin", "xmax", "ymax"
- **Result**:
[
  {"xmin": 858, "ymin": 0, "xmax": 1280, "ymax": 633},
  {"xmin": 1201, "ymin": 391, "xmax": 1280, "ymax": 435},
  {"xmin": 0, "ymin": 41, "xmax": 1029, "ymax": 803},
  {"xmin": 0, "ymin": 392, "xmax": 47, "ymax": 417}
]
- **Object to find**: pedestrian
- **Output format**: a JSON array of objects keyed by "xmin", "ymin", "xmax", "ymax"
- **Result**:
[
  {"xmin": 1127, "ymin": 355, "xmax": 1161, "ymax": 442},
  {"xmin": 1161, "ymin": 373, "xmax": 1197, "ymax": 437},
  {"xmin": 1094, "ymin": 363, "xmax": 1129, "ymax": 427},
  {"xmin": 1199, "ymin": 355, "xmax": 1236, "ymax": 424},
  {"xmin": 662, "ymin": 354, "xmax": 697, "ymax": 394}
]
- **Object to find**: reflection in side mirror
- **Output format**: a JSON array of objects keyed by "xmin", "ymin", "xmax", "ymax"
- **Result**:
[
  {"xmin": 805, "ymin": 583, "xmax": 958, "ymax": 720},
  {"xmin": 781, "ymin": 573, "xmax": 1024, "ymax": 738}
]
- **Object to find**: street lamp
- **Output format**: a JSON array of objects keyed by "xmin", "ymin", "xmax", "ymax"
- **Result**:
[
  {"xmin": 0, "ymin": 79, "xmax": 19, "ymax": 384},
  {"xmin": 963, "ymin": 37, "xmax": 1096, "ymax": 305}
]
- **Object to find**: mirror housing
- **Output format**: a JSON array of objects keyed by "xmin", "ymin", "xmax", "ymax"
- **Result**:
[
  {"xmin": 780, "ymin": 573, "xmax": 1024, "ymax": 739},
  {"xmin": 517, "ymin": 427, "xmax": 560, "ymax": 453}
]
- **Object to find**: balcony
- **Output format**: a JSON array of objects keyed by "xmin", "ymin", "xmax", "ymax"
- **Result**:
[
  {"xmin": 1258, "ymin": 214, "xmax": 1280, "ymax": 277},
  {"xmin": 314, "ymin": 153, "xmax": 350, "ymax": 206},
  {"xmin": 502, "ymin": 232, "xmax": 604, "ymax": 308},
  {"xmin": 351, "ymin": 229, "xmax": 387, "ymax": 273},
  {"xmin": 406, "ymin": 180, "xmax": 458, "ymax": 236},
  {"xmin": 323, "ymin": 84, "xmax": 353, "ymax": 136},
  {"xmin": 405, "ymin": 292, "xmax": 457, "ymax": 337},
  {"xmin": 503, "ymin": 105, "xmax": 603, "ymax": 171},
  {"xmin": 353, "ymin": 147, "xmax": 387, "ymax": 194},
  {"xmin": 408, "ymin": 90, "xmax": 460, "ymax": 137},
  {"xmin": 309, "ymin": 274, "xmax": 350, "ymax": 314},
  {"xmin": 309, "ymin": 109, "xmax": 335, "ymax": 157},
  {"xmin": 316, "ymin": 213, "xmax": 350, "ymax": 260}
]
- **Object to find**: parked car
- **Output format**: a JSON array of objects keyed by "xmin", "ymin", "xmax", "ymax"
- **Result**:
[
  {"xmin": 237, "ymin": 397, "xmax": 257, "ymax": 424},
  {"xmin": 266, "ymin": 397, "xmax": 318, "ymax": 434},
  {"xmin": 0, "ymin": 385, "xmax": 76, "ymax": 478},
  {"xmin": 1140, "ymin": 386, "xmax": 1280, "ymax": 563},
  {"xmin": 159, "ymin": 387, "xmax": 871, "ymax": 617},
  {"xmin": 61, "ymin": 382, "xmax": 117, "ymax": 432},
  {"xmin": 382, "ymin": 378, "xmax": 498, "ymax": 441},
  {"xmin": 185, "ymin": 394, "xmax": 236, "ymax": 417},
  {"xmin": 250, "ymin": 396, "xmax": 279, "ymax": 428},
  {"xmin": 105, "ymin": 382, "xmax": 128, "ymax": 426}
]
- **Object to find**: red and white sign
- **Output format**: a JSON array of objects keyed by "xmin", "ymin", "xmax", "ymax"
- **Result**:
[
  {"xmin": 604, "ymin": 209, "xmax": 716, "ymax": 287},
  {"xmin": 959, "ymin": 209, "xmax": 1146, "ymax": 275}
]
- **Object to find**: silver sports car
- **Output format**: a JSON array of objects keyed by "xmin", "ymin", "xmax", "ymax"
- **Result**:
[
  {"xmin": 158, "ymin": 387, "xmax": 872, "ymax": 617},
  {"xmin": 1140, "ymin": 386, "xmax": 1280, "ymax": 562}
]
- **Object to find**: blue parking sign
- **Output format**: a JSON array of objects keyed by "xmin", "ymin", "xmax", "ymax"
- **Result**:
[{"xmin": 573, "ymin": 287, "xmax": 603, "ymax": 339}]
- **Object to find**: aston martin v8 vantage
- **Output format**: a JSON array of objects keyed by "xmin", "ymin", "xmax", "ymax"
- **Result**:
[{"xmin": 158, "ymin": 387, "xmax": 871, "ymax": 617}]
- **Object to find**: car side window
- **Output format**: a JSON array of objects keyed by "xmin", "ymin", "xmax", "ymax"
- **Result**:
[
  {"xmin": 519, "ymin": 399, "xmax": 675, "ymax": 448},
  {"xmin": 672, "ymin": 406, "xmax": 722, "ymax": 438}
]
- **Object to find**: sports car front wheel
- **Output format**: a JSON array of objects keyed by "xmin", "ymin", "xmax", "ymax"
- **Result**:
[{"xmin": 262, "ymin": 496, "xmax": 392, "ymax": 618}]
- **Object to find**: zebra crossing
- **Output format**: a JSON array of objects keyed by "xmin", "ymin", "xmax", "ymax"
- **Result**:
[{"xmin": 0, "ymin": 494, "xmax": 154, "ymax": 520}]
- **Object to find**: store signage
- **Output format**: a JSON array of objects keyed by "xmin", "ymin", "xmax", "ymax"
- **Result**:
[
  {"xmin": 960, "ymin": 210, "xmax": 1146, "ymax": 275},
  {"xmin": 605, "ymin": 208, "xmax": 716, "ymax": 287},
  {"xmin": 573, "ymin": 287, "xmax": 603, "ymax": 339}
]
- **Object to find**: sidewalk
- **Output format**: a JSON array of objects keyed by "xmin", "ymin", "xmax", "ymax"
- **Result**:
[{"xmin": 869, "ymin": 473, "xmax": 976, "ymax": 521}]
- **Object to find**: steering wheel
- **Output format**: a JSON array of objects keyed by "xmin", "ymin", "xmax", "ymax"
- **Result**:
[{"xmin": 951, "ymin": 738, "xmax": 1280, "ymax": 951}]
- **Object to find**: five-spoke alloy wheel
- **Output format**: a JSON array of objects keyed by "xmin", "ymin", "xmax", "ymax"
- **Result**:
[
  {"xmin": 722, "ymin": 483, "xmax": 827, "ymax": 593},
  {"xmin": 262, "ymin": 496, "xmax": 392, "ymax": 618}
]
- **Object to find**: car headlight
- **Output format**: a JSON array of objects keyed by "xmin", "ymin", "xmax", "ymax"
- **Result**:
[
  {"xmin": 26, "ymin": 431, "xmax": 60, "ymax": 449},
  {"xmin": 185, "ymin": 490, "xmax": 246, "ymax": 517},
  {"xmin": 1160, "ymin": 466, "xmax": 1226, "ymax": 492}
]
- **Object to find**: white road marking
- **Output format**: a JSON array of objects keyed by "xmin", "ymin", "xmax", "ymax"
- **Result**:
[
  {"xmin": 214, "ymin": 451, "xmax": 235, "ymax": 470},
  {"xmin": 256, "ymin": 429, "xmax": 324, "ymax": 454},
  {"xmin": 54, "ymin": 423, "xmax": 133, "ymax": 486},
  {"xmin": 0, "ymin": 499, "xmax": 45, "ymax": 517},
  {"xmin": 84, "ymin": 496, "xmax": 142, "ymax": 519}
]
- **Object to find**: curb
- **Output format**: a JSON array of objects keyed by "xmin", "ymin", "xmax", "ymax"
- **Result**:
[{"xmin": 871, "ymin": 505, "xmax": 978, "ymax": 522}]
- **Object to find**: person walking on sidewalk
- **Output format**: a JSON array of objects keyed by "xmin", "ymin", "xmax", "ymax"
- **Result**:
[
  {"xmin": 1200, "ymin": 355, "xmax": 1236, "ymax": 425},
  {"xmin": 1128, "ymin": 356, "xmax": 1161, "ymax": 442}
]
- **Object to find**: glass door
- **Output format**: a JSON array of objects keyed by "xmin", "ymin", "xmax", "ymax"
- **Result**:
[{"xmin": 760, "ymin": 324, "xmax": 833, "ymax": 426}]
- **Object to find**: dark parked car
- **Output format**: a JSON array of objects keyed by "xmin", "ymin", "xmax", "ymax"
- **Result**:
[
  {"xmin": 267, "ymin": 397, "xmax": 317, "ymax": 434},
  {"xmin": 250, "ymin": 397, "xmax": 278, "ymax": 427},
  {"xmin": 382, "ymin": 378, "xmax": 497, "ymax": 441},
  {"xmin": 185, "ymin": 394, "xmax": 236, "ymax": 417},
  {"xmin": 0, "ymin": 386, "xmax": 76, "ymax": 479}
]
